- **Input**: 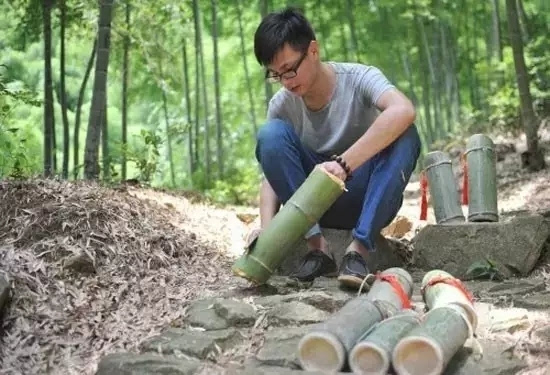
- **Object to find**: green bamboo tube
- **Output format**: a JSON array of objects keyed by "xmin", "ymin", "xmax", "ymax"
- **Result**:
[
  {"xmin": 232, "ymin": 166, "xmax": 345, "ymax": 285},
  {"xmin": 421, "ymin": 270, "xmax": 477, "ymax": 331},
  {"xmin": 297, "ymin": 268, "xmax": 413, "ymax": 373},
  {"xmin": 465, "ymin": 134, "xmax": 499, "ymax": 222},
  {"xmin": 392, "ymin": 304, "xmax": 471, "ymax": 375},
  {"xmin": 349, "ymin": 310, "xmax": 421, "ymax": 375},
  {"xmin": 423, "ymin": 151, "xmax": 465, "ymax": 224}
]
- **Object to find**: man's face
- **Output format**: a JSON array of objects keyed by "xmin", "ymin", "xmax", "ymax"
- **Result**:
[{"xmin": 265, "ymin": 42, "xmax": 318, "ymax": 97}]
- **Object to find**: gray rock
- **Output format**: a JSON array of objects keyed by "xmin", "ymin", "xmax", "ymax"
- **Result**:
[
  {"xmin": 186, "ymin": 298, "xmax": 229, "ymax": 330},
  {"xmin": 214, "ymin": 299, "xmax": 257, "ymax": 327},
  {"xmin": 412, "ymin": 214, "xmax": 550, "ymax": 279},
  {"xmin": 254, "ymin": 290, "xmax": 350, "ymax": 313},
  {"xmin": 534, "ymin": 325, "xmax": 550, "ymax": 341},
  {"xmin": 95, "ymin": 352, "xmax": 201, "ymax": 375},
  {"xmin": 256, "ymin": 326, "xmax": 311, "ymax": 368},
  {"xmin": 267, "ymin": 301, "xmax": 329, "ymax": 325},
  {"xmin": 445, "ymin": 338, "xmax": 527, "ymax": 375},
  {"xmin": 486, "ymin": 280, "xmax": 545, "ymax": 297},
  {"xmin": 277, "ymin": 229, "xmax": 404, "ymax": 275},
  {"xmin": 140, "ymin": 328, "xmax": 244, "ymax": 359},
  {"xmin": 514, "ymin": 293, "xmax": 550, "ymax": 309},
  {"xmin": 229, "ymin": 365, "xmax": 346, "ymax": 374},
  {"xmin": 0, "ymin": 276, "xmax": 9, "ymax": 317}
]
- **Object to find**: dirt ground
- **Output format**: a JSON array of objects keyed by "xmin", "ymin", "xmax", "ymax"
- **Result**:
[{"xmin": 0, "ymin": 124, "xmax": 549, "ymax": 375}]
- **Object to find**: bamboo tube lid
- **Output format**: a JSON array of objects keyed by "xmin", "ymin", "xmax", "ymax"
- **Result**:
[
  {"xmin": 297, "ymin": 331, "xmax": 346, "ymax": 373},
  {"xmin": 348, "ymin": 342, "xmax": 388, "ymax": 375}
]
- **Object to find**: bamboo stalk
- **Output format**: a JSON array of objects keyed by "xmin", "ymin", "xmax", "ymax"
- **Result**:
[
  {"xmin": 349, "ymin": 309, "xmax": 421, "ymax": 375},
  {"xmin": 423, "ymin": 151, "xmax": 465, "ymax": 224},
  {"xmin": 297, "ymin": 268, "xmax": 413, "ymax": 373},
  {"xmin": 232, "ymin": 166, "xmax": 345, "ymax": 284},
  {"xmin": 392, "ymin": 304, "xmax": 471, "ymax": 375},
  {"xmin": 466, "ymin": 134, "xmax": 499, "ymax": 222},
  {"xmin": 421, "ymin": 269, "xmax": 477, "ymax": 331}
]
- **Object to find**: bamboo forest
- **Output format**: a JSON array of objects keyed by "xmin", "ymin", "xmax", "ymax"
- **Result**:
[{"xmin": 1, "ymin": 0, "xmax": 549, "ymax": 204}]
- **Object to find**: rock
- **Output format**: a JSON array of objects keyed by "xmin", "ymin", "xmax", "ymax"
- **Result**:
[
  {"xmin": 0, "ymin": 276, "xmax": 9, "ymax": 318},
  {"xmin": 277, "ymin": 229, "xmax": 404, "ymax": 276},
  {"xmin": 412, "ymin": 214, "xmax": 550, "ymax": 279},
  {"xmin": 230, "ymin": 365, "xmax": 346, "ymax": 374},
  {"xmin": 267, "ymin": 301, "xmax": 329, "ymax": 325},
  {"xmin": 514, "ymin": 293, "xmax": 550, "ymax": 309},
  {"xmin": 95, "ymin": 352, "xmax": 201, "ymax": 375},
  {"xmin": 381, "ymin": 215, "xmax": 413, "ymax": 238},
  {"xmin": 256, "ymin": 326, "xmax": 311, "ymax": 368},
  {"xmin": 140, "ymin": 328, "xmax": 244, "ymax": 359},
  {"xmin": 186, "ymin": 298, "xmax": 229, "ymax": 330},
  {"xmin": 213, "ymin": 299, "xmax": 257, "ymax": 327},
  {"xmin": 254, "ymin": 290, "xmax": 350, "ymax": 313},
  {"xmin": 486, "ymin": 279, "xmax": 546, "ymax": 297},
  {"xmin": 446, "ymin": 337, "xmax": 527, "ymax": 375},
  {"xmin": 534, "ymin": 325, "xmax": 550, "ymax": 341}
]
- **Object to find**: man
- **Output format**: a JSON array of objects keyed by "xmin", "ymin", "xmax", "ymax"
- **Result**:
[{"xmin": 250, "ymin": 7, "xmax": 421, "ymax": 288}]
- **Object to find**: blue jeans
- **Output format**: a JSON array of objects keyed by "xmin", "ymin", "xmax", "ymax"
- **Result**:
[{"xmin": 255, "ymin": 119, "xmax": 421, "ymax": 252}]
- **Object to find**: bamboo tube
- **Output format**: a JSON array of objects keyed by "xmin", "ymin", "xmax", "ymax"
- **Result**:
[
  {"xmin": 465, "ymin": 134, "xmax": 499, "ymax": 222},
  {"xmin": 392, "ymin": 304, "xmax": 471, "ymax": 375},
  {"xmin": 421, "ymin": 269, "xmax": 477, "ymax": 331},
  {"xmin": 349, "ymin": 309, "xmax": 421, "ymax": 375},
  {"xmin": 297, "ymin": 268, "xmax": 413, "ymax": 373},
  {"xmin": 232, "ymin": 166, "xmax": 345, "ymax": 285},
  {"xmin": 423, "ymin": 151, "xmax": 465, "ymax": 224}
]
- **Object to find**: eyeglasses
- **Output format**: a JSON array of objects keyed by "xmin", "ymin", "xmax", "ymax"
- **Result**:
[{"xmin": 265, "ymin": 51, "xmax": 308, "ymax": 83}]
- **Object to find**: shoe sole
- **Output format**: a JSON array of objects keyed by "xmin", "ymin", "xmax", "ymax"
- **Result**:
[{"xmin": 338, "ymin": 274, "xmax": 375, "ymax": 291}]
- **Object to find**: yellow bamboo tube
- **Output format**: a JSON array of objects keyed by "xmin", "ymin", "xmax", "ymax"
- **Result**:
[
  {"xmin": 392, "ymin": 303, "xmax": 472, "ymax": 375},
  {"xmin": 297, "ymin": 268, "xmax": 414, "ymax": 373},
  {"xmin": 421, "ymin": 269, "xmax": 477, "ymax": 331}
]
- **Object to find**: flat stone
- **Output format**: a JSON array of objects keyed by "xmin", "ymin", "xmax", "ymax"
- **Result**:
[
  {"xmin": 446, "ymin": 337, "xmax": 527, "ymax": 375},
  {"xmin": 256, "ymin": 326, "xmax": 311, "ymax": 368},
  {"xmin": 140, "ymin": 328, "xmax": 244, "ymax": 359},
  {"xmin": 267, "ymin": 301, "xmax": 329, "ymax": 326},
  {"xmin": 95, "ymin": 352, "xmax": 201, "ymax": 375},
  {"xmin": 186, "ymin": 298, "xmax": 229, "ymax": 330},
  {"xmin": 0, "ymin": 276, "xmax": 9, "ymax": 317},
  {"xmin": 412, "ymin": 214, "xmax": 550, "ymax": 279},
  {"xmin": 486, "ymin": 280, "xmax": 545, "ymax": 297},
  {"xmin": 213, "ymin": 299, "xmax": 257, "ymax": 327},
  {"xmin": 278, "ymin": 230, "xmax": 404, "ymax": 275},
  {"xmin": 254, "ymin": 290, "xmax": 350, "ymax": 313},
  {"xmin": 514, "ymin": 293, "xmax": 550, "ymax": 309}
]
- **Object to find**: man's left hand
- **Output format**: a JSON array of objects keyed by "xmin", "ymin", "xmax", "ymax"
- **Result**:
[{"xmin": 319, "ymin": 161, "xmax": 347, "ymax": 181}]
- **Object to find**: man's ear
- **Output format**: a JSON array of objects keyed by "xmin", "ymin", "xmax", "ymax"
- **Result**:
[{"xmin": 309, "ymin": 40, "xmax": 320, "ymax": 58}]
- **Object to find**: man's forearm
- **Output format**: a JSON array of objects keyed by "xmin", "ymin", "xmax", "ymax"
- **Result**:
[{"xmin": 259, "ymin": 178, "xmax": 280, "ymax": 229}]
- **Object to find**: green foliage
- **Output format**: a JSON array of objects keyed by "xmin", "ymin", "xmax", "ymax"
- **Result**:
[
  {"xmin": 466, "ymin": 258, "xmax": 504, "ymax": 281},
  {"xmin": 205, "ymin": 163, "xmax": 260, "ymax": 205},
  {"xmin": 122, "ymin": 129, "xmax": 163, "ymax": 183}
]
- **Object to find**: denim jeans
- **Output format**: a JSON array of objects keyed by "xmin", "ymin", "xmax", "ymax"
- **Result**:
[{"xmin": 255, "ymin": 119, "xmax": 421, "ymax": 252}]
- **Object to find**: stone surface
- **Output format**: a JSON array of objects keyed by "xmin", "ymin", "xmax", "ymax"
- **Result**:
[
  {"xmin": 488, "ymin": 307, "xmax": 531, "ymax": 334},
  {"xmin": 534, "ymin": 325, "xmax": 550, "ymax": 341},
  {"xmin": 230, "ymin": 365, "xmax": 347, "ymax": 374},
  {"xmin": 278, "ymin": 229, "xmax": 404, "ymax": 275},
  {"xmin": 514, "ymin": 293, "xmax": 550, "ymax": 309},
  {"xmin": 266, "ymin": 301, "xmax": 329, "ymax": 326},
  {"xmin": 446, "ymin": 338, "xmax": 527, "ymax": 375},
  {"xmin": 486, "ymin": 279, "xmax": 545, "ymax": 297},
  {"xmin": 0, "ymin": 276, "xmax": 9, "ymax": 317},
  {"xmin": 412, "ymin": 214, "xmax": 550, "ymax": 279},
  {"xmin": 95, "ymin": 352, "xmax": 201, "ymax": 375},
  {"xmin": 255, "ymin": 326, "xmax": 311, "ymax": 368},
  {"xmin": 254, "ymin": 290, "xmax": 350, "ymax": 313},
  {"xmin": 140, "ymin": 328, "xmax": 244, "ymax": 359},
  {"xmin": 213, "ymin": 299, "xmax": 257, "ymax": 327},
  {"xmin": 185, "ymin": 298, "xmax": 229, "ymax": 330}
]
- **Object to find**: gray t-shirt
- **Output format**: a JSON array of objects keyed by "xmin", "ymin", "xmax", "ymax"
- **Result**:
[{"xmin": 266, "ymin": 62, "xmax": 395, "ymax": 155}]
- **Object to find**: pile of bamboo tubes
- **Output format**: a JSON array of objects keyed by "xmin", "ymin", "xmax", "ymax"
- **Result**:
[{"xmin": 296, "ymin": 269, "xmax": 477, "ymax": 375}]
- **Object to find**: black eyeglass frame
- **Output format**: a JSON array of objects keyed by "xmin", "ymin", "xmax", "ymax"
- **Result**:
[{"xmin": 265, "ymin": 50, "xmax": 308, "ymax": 83}]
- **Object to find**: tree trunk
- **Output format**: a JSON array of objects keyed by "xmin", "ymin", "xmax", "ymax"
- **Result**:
[
  {"xmin": 84, "ymin": 0, "xmax": 114, "ymax": 180},
  {"xmin": 211, "ymin": 0, "xmax": 223, "ymax": 179},
  {"xmin": 260, "ymin": 0, "xmax": 273, "ymax": 110},
  {"xmin": 237, "ymin": 0, "xmax": 258, "ymax": 136},
  {"xmin": 159, "ymin": 56, "xmax": 175, "ymax": 187},
  {"xmin": 344, "ymin": 0, "xmax": 359, "ymax": 61},
  {"xmin": 73, "ymin": 38, "xmax": 97, "ymax": 180},
  {"xmin": 338, "ymin": 7, "xmax": 350, "ymax": 61},
  {"xmin": 101, "ymin": 94, "xmax": 109, "ymax": 179},
  {"xmin": 181, "ymin": 39, "xmax": 194, "ymax": 179},
  {"xmin": 59, "ymin": 0, "xmax": 70, "ymax": 179},
  {"xmin": 192, "ymin": 0, "xmax": 200, "ymax": 168},
  {"xmin": 506, "ymin": 0, "xmax": 545, "ymax": 171},
  {"xmin": 314, "ymin": 0, "xmax": 329, "ymax": 60},
  {"xmin": 42, "ymin": 0, "xmax": 55, "ymax": 177},
  {"xmin": 491, "ymin": 0, "xmax": 503, "ymax": 62},
  {"xmin": 121, "ymin": 0, "xmax": 130, "ymax": 181}
]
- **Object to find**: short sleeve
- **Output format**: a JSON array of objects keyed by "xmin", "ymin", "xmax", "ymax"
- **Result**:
[
  {"xmin": 357, "ymin": 66, "xmax": 395, "ymax": 107},
  {"xmin": 266, "ymin": 91, "xmax": 287, "ymax": 121}
]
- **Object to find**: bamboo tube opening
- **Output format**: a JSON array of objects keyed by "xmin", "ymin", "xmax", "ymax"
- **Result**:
[
  {"xmin": 392, "ymin": 336, "xmax": 443, "ymax": 375},
  {"xmin": 349, "ymin": 342, "xmax": 388, "ymax": 375},
  {"xmin": 297, "ymin": 331, "xmax": 345, "ymax": 373}
]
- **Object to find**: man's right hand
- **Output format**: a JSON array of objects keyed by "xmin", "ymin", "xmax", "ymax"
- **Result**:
[{"xmin": 244, "ymin": 227, "xmax": 262, "ymax": 249}]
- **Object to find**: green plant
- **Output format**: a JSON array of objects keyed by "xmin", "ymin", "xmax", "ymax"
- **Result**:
[
  {"xmin": 122, "ymin": 129, "xmax": 163, "ymax": 183},
  {"xmin": 466, "ymin": 258, "xmax": 504, "ymax": 281}
]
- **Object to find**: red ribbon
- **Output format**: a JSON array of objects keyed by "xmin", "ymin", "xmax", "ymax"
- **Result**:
[
  {"xmin": 420, "ymin": 171, "xmax": 428, "ymax": 221},
  {"xmin": 422, "ymin": 276, "xmax": 475, "ymax": 303},
  {"xmin": 377, "ymin": 273, "xmax": 412, "ymax": 309}
]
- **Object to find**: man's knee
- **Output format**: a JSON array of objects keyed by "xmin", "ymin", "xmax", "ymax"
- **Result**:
[{"xmin": 255, "ymin": 119, "xmax": 295, "ymax": 161}]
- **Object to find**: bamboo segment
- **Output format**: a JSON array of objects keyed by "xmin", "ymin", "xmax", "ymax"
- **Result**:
[
  {"xmin": 392, "ymin": 304, "xmax": 471, "ymax": 375},
  {"xmin": 232, "ymin": 166, "xmax": 345, "ymax": 284},
  {"xmin": 421, "ymin": 269, "xmax": 477, "ymax": 331},
  {"xmin": 466, "ymin": 134, "xmax": 499, "ymax": 222},
  {"xmin": 423, "ymin": 151, "xmax": 465, "ymax": 224},
  {"xmin": 349, "ymin": 310, "xmax": 421, "ymax": 375},
  {"xmin": 297, "ymin": 268, "xmax": 413, "ymax": 373}
]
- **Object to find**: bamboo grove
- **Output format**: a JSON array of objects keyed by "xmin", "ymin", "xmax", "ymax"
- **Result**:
[{"xmin": 0, "ymin": 0, "xmax": 548, "ymax": 204}]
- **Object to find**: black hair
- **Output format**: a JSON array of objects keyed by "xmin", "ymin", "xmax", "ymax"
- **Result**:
[{"xmin": 254, "ymin": 7, "xmax": 316, "ymax": 67}]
